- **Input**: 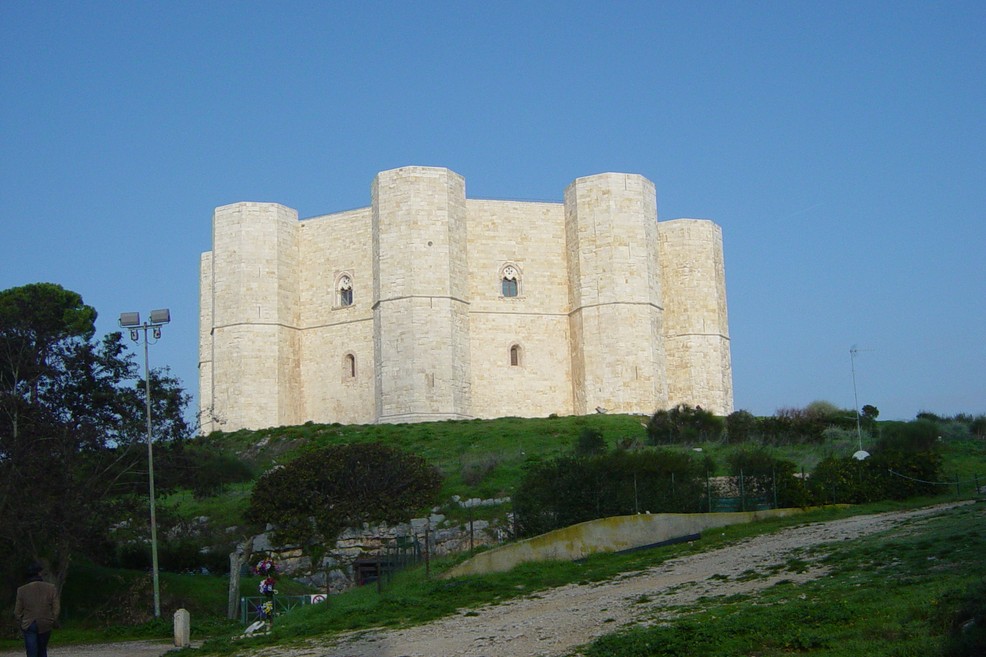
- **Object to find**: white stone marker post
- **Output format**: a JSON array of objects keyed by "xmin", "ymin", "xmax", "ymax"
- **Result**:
[{"xmin": 174, "ymin": 608, "xmax": 190, "ymax": 647}]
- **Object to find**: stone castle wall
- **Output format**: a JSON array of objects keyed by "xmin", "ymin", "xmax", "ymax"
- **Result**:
[{"xmin": 199, "ymin": 166, "xmax": 733, "ymax": 433}]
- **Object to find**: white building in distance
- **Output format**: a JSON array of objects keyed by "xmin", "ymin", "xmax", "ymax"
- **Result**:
[{"xmin": 199, "ymin": 166, "xmax": 732, "ymax": 433}]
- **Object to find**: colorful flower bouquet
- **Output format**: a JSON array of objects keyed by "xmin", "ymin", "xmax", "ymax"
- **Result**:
[
  {"xmin": 259, "ymin": 576, "xmax": 277, "ymax": 596},
  {"xmin": 257, "ymin": 600, "xmax": 275, "ymax": 619},
  {"xmin": 254, "ymin": 557, "xmax": 277, "ymax": 576}
]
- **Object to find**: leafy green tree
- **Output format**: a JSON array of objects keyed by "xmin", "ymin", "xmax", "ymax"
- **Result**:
[
  {"xmin": 0, "ymin": 283, "xmax": 191, "ymax": 598},
  {"xmin": 724, "ymin": 410, "xmax": 758, "ymax": 443},
  {"xmin": 246, "ymin": 442, "xmax": 442, "ymax": 580}
]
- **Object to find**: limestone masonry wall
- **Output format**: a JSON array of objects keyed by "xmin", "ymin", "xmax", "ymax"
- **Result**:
[{"xmin": 199, "ymin": 166, "xmax": 733, "ymax": 432}]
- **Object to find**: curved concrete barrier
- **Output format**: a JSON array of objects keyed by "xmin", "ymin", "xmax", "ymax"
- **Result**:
[{"xmin": 444, "ymin": 508, "xmax": 814, "ymax": 578}]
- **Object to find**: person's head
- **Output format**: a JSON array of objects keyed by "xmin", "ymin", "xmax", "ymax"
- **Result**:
[{"xmin": 26, "ymin": 562, "xmax": 44, "ymax": 578}]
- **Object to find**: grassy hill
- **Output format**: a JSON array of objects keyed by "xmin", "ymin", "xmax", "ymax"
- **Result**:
[{"xmin": 175, "ymin": 412, "xmax": 986, "ymax": 529}]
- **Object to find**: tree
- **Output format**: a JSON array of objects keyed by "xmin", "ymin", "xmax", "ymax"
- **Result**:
[
  {"xmin": 246, "ymin": 442, "xmax": 443, "ymax": 582},
  {"xmin": 0, "ymin": 283, "xmax": 191, "ymax": 602},
  {"xmin": 725, "ymin": 410, "xmax": 758, "ymax": 443}
]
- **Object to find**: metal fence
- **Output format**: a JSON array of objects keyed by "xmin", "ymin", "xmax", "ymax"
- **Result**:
[{"xmin": 240, "ymin": 595, "xmax": 324, "ymax": 625}]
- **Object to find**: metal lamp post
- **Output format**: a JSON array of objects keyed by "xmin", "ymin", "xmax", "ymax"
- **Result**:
[{"xmin": 119, "ymin": 308, "xmax": 171, "ymax": 618}]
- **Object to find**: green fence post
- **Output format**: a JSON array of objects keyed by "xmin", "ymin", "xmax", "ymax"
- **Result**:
[
  {"xmin": 740, "ymin": 469, "xmax": 746, "ymax": 512},
  {"xmin": 772, "ymin": 467, "xmax": 778, "ymax": 509}
]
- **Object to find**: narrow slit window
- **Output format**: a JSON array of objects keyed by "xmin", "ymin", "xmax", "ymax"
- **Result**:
[
  {"xmin": 510, "ymin": 344, "xmax": 521, "ymax": 367},
  {"xmin": 344, "ymin": 353, "xmax": 356, "ymax": 379}
]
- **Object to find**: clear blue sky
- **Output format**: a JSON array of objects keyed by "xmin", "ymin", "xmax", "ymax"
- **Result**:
[{"xmin": 2, "ymin": 1, "xmax": 983, "ymax": 423}]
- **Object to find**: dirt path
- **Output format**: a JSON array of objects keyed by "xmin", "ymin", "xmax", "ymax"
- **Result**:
[
  {"xmin": 0, "ymin": 639, "xmax": 177, "ymax": 657},
  {"xmin": 248, "ymin": 502, "xmax": 973, "ymax": 657},
  {"xmin": 2, "ymin": 502, "xmax": 970, "ymax": 657}
]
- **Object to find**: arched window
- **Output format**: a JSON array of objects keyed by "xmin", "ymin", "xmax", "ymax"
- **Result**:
[
  {"xmin": 344, "ymin": 353, "xmax": 356, "ymax": 380},
  {"xmin": 509, "ymin": 343, "xmax": 522, "ymax": 367},
  {"xmin": 501, "ymin": 264, "xmax": 520, "ymax": 298},
  {"xmin": 338, "ymin": 274, "xmax": 354, "ymax": 307}
]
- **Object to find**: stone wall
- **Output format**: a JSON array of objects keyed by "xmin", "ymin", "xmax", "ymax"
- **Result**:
[
  {"xmin": 253, "ymin": 500, "xmax": 513, "ymax": 594},
  {"xmin": 200, "ymin": 166, "xmax": 732, "ymax": 432}
]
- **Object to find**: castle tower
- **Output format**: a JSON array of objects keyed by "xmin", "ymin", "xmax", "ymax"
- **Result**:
[
  {"xmin": 564, "ymin": 173, "xmax": 668, "ymax": 415},
  {"xmin": 200, "ymin": 202, "xmax": 302, "ymax": 432},
  {"xmin": 371, "ymin": 167, "xmax": 472, "ymax": 422},
  {"xmin": 658, "ymin": 219, "xmax": 733, "ymax": 415}
]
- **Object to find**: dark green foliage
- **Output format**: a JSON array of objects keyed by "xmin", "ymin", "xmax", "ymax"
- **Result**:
[
  {"xmin": 878, "ymin": 418, "xmax": 939, "ymax": 453},
  {"xmin": 809, "ymin": 431, "xmax": 944, "ymax": 504},
  {"xmin": 156, "ymin": 445, "xmax": 255, "ymax": 499},
  {"xmin": 724, "ymin": 409, "xmax": 757, "ymax": 443},
  {"xmin": 861, "ymin": 404, "xmax": 879, "ymax": 420},
  {"xmin": 575, "ymin": 427, "xmax": 606, "ymax": 456},
  {"xmin": 725, "ymin": 447, "xmax": 807, "ymax": 508},
  {"xmin": 112, "ymin": 539, "xmax": 228, "ymax": 575},
  {"xmin": 939, "ymin": 579, "xmax": 986, "ymax": 657},
  {"xmin": 646, "ymin": 404, "xmax": 723, "ymax": 444},
  {"xmin": 460, "ymin": 453, "xmax": 500, "ymax": 487},
  {"xmin": 0, "ymin": 283, "xmax": 192, "ymax": 599},
  {"xmin": 246, "ymin": 442, "xmax": 443, "ymax": 556},
  {"xmin": 513, "ymin": 449, "xmax": 711, "ymax": 537},
  {"xmin": 809, "ymin": 456, "xmax": 865, "ymax": 503},
  {"xmin": 971, "ymin": 416, "xmax": 986, "ymax": 439}
]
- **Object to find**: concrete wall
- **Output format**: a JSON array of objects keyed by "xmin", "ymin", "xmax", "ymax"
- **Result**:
[{"xmin": 444, "ymin": 508, "xmax": 809, "ymax": 578}]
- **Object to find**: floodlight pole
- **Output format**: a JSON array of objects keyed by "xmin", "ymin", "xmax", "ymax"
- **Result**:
[
  {"xmin": 120, "ymin": 309, "xmax": 170, "ymax": 619},
  {"xmin": 850, "ymin": 346, "xmax": 863, "ymax": 452}
]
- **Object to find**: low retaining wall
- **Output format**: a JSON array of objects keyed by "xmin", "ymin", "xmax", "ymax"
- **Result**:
[{"xmin": 443, "ymin": 508, "xmax": 811, "ymax": 578}]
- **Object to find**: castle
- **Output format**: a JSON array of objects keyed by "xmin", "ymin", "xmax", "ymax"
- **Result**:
[{"xmin": 199, "ymin": 166, "xmax": 732, "ymax": 433}]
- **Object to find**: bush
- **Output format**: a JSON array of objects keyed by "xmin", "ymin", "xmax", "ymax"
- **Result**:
[
  {"xmin": 513, "ymin": 449, "xmax": 712, "ymax": 537},
  {"xmin": 461, "ymin": 453, "xmax": 500, "ymax": 486},
  {"xmin": 725, "ymin": 410, "xmax": 758, "ymax": 443},
  {"xmin": 808, "ymin": 421, "xmax": 944, "ymax": 504},
  {"xmin": 940, "ymin": 580, "xmax": 986, "ymax": 657},
  {"xmin": 156, "ymin": 445, "xmax": 255, "ymax": 499},
  {"xmin": 575, "ymin": 428, "xmax": 607, "ymax": 456},
  {"xmin": 646, "ymin": 405, "xmax": 723, "ymax": 444},
  {"xmin": 725, "ymin": 447, "xmax": 807, "ymax": 508}
]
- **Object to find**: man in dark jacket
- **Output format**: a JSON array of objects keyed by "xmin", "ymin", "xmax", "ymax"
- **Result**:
[{"xmin": 13, "ymin": 562, "xmax": 60, "ymax": 657}]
